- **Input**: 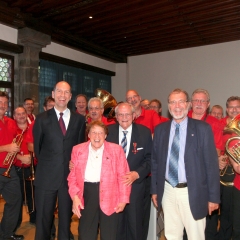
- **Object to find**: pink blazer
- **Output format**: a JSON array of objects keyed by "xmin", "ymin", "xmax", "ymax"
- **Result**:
[{"xmin": 68, "ymin": 141, "xmax": 131, "ymax": 216}]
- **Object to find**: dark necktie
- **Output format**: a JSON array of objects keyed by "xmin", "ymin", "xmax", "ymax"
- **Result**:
[
  {"xmin": 168, "ymin": 124, "xmax": 180, "ymax": 187},
  {"xmin": 121, "ymin": 131, "xmax": 128, "ymax": 153},
  {"xmin": 59, "ymin": 112, "xmax": 66, "ymax": 135}
]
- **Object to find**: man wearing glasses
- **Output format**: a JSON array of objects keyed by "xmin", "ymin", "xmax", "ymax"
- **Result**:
[
  {"xmin": 87, "ymin": 97, "xmax": 115, "ymax": 125},
  {"xmin": 151, "ymin": 88, "xmax": 220, "ymax": 240},
  {"xmin": 186, "ymin": 88, "xmax": 223, "ymax": 240},
  {"xmin": 107, "ymin": 102, "xmax": 152, "ymax": 240}
]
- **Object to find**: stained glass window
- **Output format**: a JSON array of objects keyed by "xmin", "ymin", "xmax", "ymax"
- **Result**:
[{"xmin": 0, "ymin": 53, "xmax": 14, "ymax": 117}]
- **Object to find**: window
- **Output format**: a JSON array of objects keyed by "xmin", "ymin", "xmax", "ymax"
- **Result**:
[
  {"xmin": 39, "ymin": 59, "xmax": 111, "ymax": 112},
  {"xmin": 0, "ymin": 53, "xmax": 14, "ymax": 116}
]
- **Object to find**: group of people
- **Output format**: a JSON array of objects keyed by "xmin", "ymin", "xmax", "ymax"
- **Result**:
[{"xmin": 0, "ymin": 81, "xmax": 239, "ymax": 240}]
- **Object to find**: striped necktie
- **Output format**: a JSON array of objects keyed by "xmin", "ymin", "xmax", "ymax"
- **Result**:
[
  {"xmin": 168, "ymin": 124, "xmax": 180, "ymax": 187},
  {"xmin": 121, "ymin": 131, "xmax": 128, "ymax": 153}
]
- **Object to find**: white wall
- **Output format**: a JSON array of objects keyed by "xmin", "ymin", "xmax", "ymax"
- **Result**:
[
  {"xmin": 0, "ymin": 23, "xmax": 18, "ymax": 44},
  {"xmin": 121, "ymin": 41, "xmax": 240, "ymax": 116}
]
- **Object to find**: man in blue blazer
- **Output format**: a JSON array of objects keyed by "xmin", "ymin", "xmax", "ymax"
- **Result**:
[{"xmin": 151, "ymin": 88, "xmax": 220, "ymax": 240}]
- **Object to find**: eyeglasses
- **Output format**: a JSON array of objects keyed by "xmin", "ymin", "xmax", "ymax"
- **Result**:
[
  {"xmin": 126, "ymin": 95, "xmax": 139, "ymax": 102},
  {"xmin": 191, "ymin": 99, "xmax": 209, "ymax": 104},
  {"xmin": 227, "ymin": 106, "xmax": 240, "ymax": 110},
  {"xmin": 89, "ymin": 107, "xmax": 102, "ymax": 111},
  {"xmin": 168, "ymin": 100, "xmax": 188, "ymax": 105},
  {"xmin": 117, "ymin": 113, "xmax": 132, "ymax": 118}
]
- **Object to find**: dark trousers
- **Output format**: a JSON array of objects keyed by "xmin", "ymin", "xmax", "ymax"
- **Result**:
[
  {"xmin": 79, "ymin": 182, "xmax": 119, "ymax": 240},
  {"xmin": 218, "ymin": 184, "xmax": 233, "ymax": 240},
  {"xmin": 0, "ymin": 167, "xmax": 21, "ymax": 239},
  {"xmin": 205, "ymin": 209, "xmax": 219, "ymax": 240},
  {"xmin": 142, "ymin": 176, "xmax": 151, "ymax": 240},
  {"xmin": 15, "ymin": 166, "xmax": 36, "ymax": 228},
  {"xmin": 34, "ymin": 184, "xmax": 72, "ymax": 240},
  {"xmin": 232, "ymin": 187, "xmax": 240, "ymax": 240},
  {"xmin": 117, "ymin": 181, "xmax": 145, "ymax": 240}
]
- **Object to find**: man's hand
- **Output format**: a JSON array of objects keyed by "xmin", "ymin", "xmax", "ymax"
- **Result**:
[
  {"xmin": 208, "ymin": 202, "xmax": 219, "ymax": 215},
  {"xmin": 219, "ymin": 155, "xmax": 228, "ymax": 170},
  {"xmin": 69, "ymin": 160, "xmax": 74, "ymax": 171},
  {"xmin": 122, "ymin": 171, "xmax": 139, "ymax": 186},
  {"xmin": 229, "ymin": 157, "xmax": 240, "ymax": 174},
  {"xmin": 17, "ymin": 154, "xmax": 31, "ymax": 165},
  {"xmin": 5, "ymin": 143, "xmax": 20, "ymax": 153},
  {"xmin": 152, "ymin": 194, "xmax": 158, "ymax": 208},
  {"xmin": 72, "ymin": 195, "xmax": 84, "ymax": 218},
  {"xmin": 115, "ymin": 202, "xmax": 127, "ymax": 213}
]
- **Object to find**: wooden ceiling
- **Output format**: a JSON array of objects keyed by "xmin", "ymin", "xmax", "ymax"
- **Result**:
[{"xmin": 0, "ymin": 0, "xmax": 240, "ymax": 63}]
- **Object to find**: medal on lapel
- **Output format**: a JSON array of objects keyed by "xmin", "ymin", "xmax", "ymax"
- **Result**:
[{"xmin": 132, "ymin": 143, "xmax": 138, "ymax": 154}]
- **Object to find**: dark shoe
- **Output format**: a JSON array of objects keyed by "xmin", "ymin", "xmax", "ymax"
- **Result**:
[
  {"xmin": 70, "ymin": 231, "xmax": 74, "ymax": 240},
  {"xmin": 50, "ymin": 233, "xmax": 55, "ymax": 240},
  {"xmin": 7, "ymin": 234, "xmax": 24, "ymax": 240}
]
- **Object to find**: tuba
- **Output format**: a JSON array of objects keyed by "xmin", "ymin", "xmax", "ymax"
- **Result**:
[
  {"xmin": 95, "ymin": 88, "xmax": 118, "ymax": 120},
  {"xmin": 225, "ymin": 114, "xmax": 240, "ymax": 164}
]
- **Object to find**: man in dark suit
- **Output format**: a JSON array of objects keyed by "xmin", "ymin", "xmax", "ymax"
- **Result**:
[
  {"xmin": 33, "ymin": 81, "xmax": 85, "ymax": 240},
  {"xmin": 107, "ymin": 102, "xmax": 152, "ymax": 240},
  {"xmin": 151, "ymin": 88, "xmax": 220, "ymax": 240}
]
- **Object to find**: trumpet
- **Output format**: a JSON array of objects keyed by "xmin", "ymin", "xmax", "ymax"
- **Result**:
[{"xmin": 2, "ymin": 129, "xmax": 25, "ymax": 178}]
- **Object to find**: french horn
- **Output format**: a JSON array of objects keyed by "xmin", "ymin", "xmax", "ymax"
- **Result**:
[{"xmin": 225, "ymin": 113, "xmax": 240, "ymax": 165}]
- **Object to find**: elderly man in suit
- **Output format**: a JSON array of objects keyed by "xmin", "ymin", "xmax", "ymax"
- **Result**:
[
  {"xmin": 33, "ymin": 81, "xmax": 86, "ymax": 240},
  {"xmin": 107, "ymin": 102, "xmax": 152, "ymax": 240},
  {"xmin": 151, "ymin": 88, "xmax": 220, "ymax": 240}
]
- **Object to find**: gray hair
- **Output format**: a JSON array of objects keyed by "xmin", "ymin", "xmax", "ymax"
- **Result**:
[
  {"xmin": 88, "ymin": 97, "xmax": 104, "ymax": 109},
  {"xmin": 115, "ymin": 102, "xmax": 135, "ymax": 114},
  {"xmin": 191, "ymin": 88, "xmax": 210, "ymax": 102}
]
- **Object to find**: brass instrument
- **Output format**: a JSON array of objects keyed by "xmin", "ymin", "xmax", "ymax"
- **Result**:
[
  {"xmin": 2, "ymin": 129, "xmax": 25, "ymax": 178},
  {"xmin": 95, "ymin": 88, "xmax": 118, "ymax": 119},
  {"xmin": 220, "ymin": 114, "xmax": 240, "ymax": 186},
  {"xmin": 225, "ymin": 114, "xmax": 240, "ymax": 164},
  {"xmin": 24, "ymin": 151, "xmax": 35, "ymax": 214}
]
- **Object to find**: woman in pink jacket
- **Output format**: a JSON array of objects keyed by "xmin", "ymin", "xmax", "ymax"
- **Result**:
[{"xmin": 68, "ymin": 120, "xmax": 131, "ymax": 240}]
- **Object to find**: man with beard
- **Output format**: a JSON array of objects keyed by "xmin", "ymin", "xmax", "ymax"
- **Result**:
[
  {"xmin": 23, "ymin": 98, "xmax": 35, "ymax": 124},
  {"xmin": 187, "ymin": 89, "xmax": 223, "ymax": 239},
  {"xmin": 151, "ymin": 88, "xmax": 220, "ymax": 240},
  {"xmin": 126, "ymin": 90, "xmax": 160, "ymax": 240},
  {"xmin": 218, "ymin": 96, "xmax": 240, "ymax": 240}
]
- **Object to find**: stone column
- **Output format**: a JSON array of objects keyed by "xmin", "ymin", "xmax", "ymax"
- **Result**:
[{"xmin": 17, "ymin": 28, "xmax": 51, "ymax": 114}]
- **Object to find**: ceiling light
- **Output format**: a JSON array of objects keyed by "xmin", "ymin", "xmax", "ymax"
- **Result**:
[{"xmin": 89, "ymin": 16, "xmax": 93, "ymax": 19}]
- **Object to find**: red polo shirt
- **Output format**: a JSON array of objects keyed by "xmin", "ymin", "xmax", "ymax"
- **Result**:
[
  {"xmin": 0, "ymin": 117, "xmax": 17, "ymax": 168},
  {"xmin": 188, "ymin": 110, "xmax": 223, "ymax": 150},
  {"xmin": 87, "ymin": 116, "xmax": 116, "ymax": 126},
  {"xmin": 134, "ymin": 107, "xmax": 161, "ymax": 134}
]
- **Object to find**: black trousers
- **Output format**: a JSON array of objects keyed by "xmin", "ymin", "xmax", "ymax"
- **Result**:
[
  {"xmin": 0, "ymin": 167, "xmax": 21, "ymax": 239},
  {"xmin": 34, "ymin": 184, "xmax": 72, "ymax": 240},
  {"xmin": 15, "ymin": 166, "xmax": 36, "ymax": 227},
  {"xmin": 218, "ymin": 184, "xmax": 233, "ymax": 240},
  {"xmin": 117, "ymin": 181, "xmax": 145, "ymax": 240},
  {"xmin": 232, "ymin": 187, "xmax": 240, "ymax": 240},
  {"xmin": 142, "ymin": 176, "xmax": 151, "ymax": 240},
  {"xmin": 79, "ymin": 182, "xmax": 119, "ymax": 240}
]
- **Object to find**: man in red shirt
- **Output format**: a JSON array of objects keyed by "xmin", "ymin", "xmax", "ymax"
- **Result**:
[
  {"xmin": 0, "ymin": 91, "xmax": 24, "ymax": 240},
  {"xmin": 87, "ymin": 97, "xmax": 115, "ymax": 125},
  {"xmin": 221, "ymin": 96, "xmax": 240, "ymax": 240},
  {"xmin": 23, "ymin": 98, "xmax": 35, "ymax": 124},
  {"xmin": 126, "ymin": 90, "xmax": 161, "ymax": 240},
  {"xmin": 13, "ymin": 107, "xmax": 36, "ymax": 228},
  {"xmin": 75, "ymin": 94, "xmax": 88, "ymax": 117},
  {"xmin": 187, "ymin": 88, "xmax": 223, "ymax": 240},
  {"xmin": 149, "ymin": 99, "xmax": 169, "ymax": 123},
  {"xmin": 210, "ymin": 105, "xmax": 224, "ymax": 120}
]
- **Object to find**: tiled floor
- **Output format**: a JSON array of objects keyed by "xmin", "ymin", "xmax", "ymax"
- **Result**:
[{"xmin": 0, "ymin": 197, "xmax": 165, "ymax": 240}]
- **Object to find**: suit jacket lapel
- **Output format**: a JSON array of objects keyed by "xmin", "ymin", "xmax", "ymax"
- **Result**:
[
  {"xmin": 128, "ymin": 123, "xmax": 139, "ymax": 159},
  {"xmin": 65, "ymin": 111, "xmax": 77, "ymax": 138},
  {"xmin": 48, "ymin": 108, "xmax": 64, "ymax": 138},
  {"xmin": 185, "ymin": 118, "xmax": 195, "ymax": 156},
  {"xmin": 162, "ymin": 120, "xmax": 171, "ymax": 162}
]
